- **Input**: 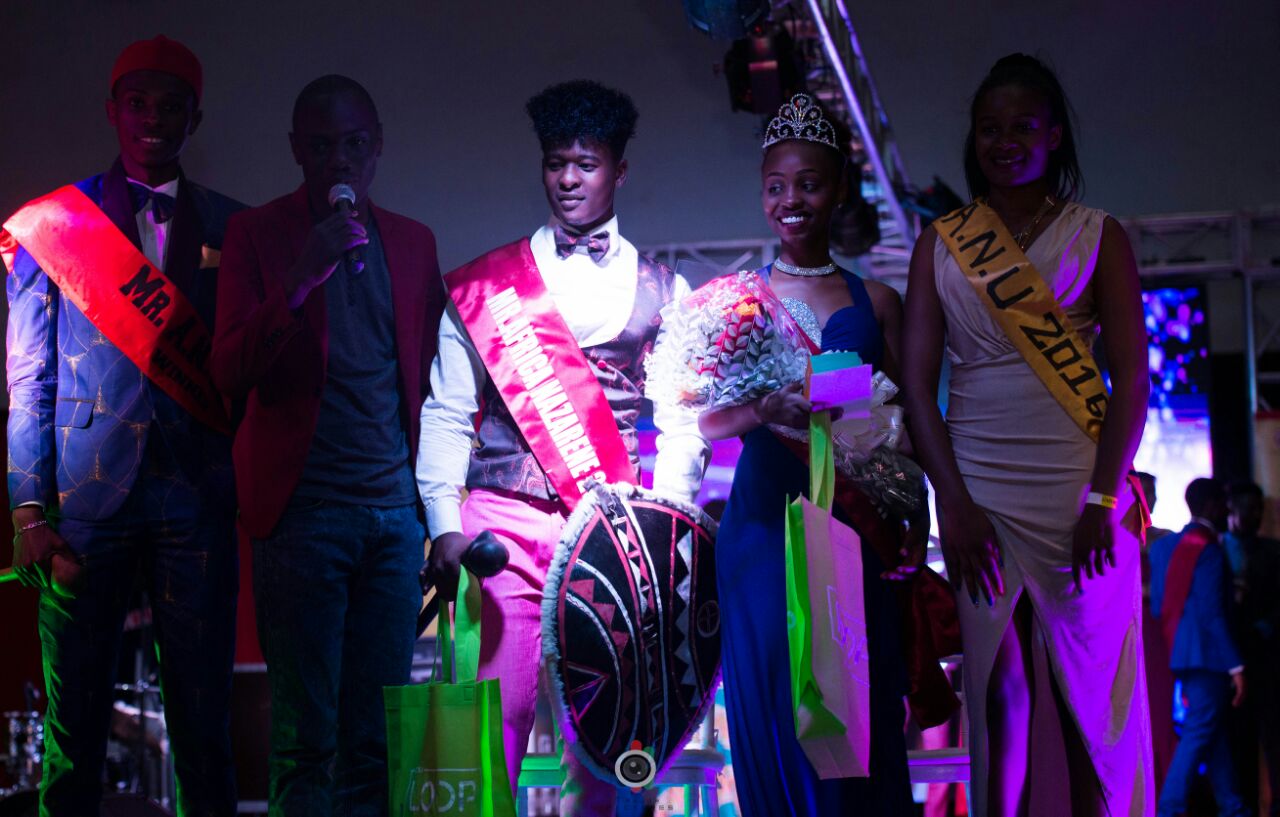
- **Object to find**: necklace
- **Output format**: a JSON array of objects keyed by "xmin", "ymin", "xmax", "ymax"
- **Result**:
[
  {"xmin": 1009, "ymin": 196, "xmax": 1056, "ymax": 251},
  {"xmin": 773, "ymin": 258, "xmax": 837, "ymax": 277}
]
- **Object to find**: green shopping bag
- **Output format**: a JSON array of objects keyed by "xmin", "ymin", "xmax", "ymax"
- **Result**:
[
  {"xmin": 784, "ymin": 410, "xmax": 872, "ymax": 779},
  {"xmin": 385, "ymin": 569, "xmax": 516, "ymax": 816}
]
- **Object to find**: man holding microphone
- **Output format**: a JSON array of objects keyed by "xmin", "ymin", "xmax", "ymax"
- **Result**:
[{"xmin": 211, "ymin": 74, "xmax": 444, "ymax": 817}]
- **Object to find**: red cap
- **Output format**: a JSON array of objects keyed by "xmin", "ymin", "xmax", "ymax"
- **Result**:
[{"xmin": 110, "ymin": 35, "xmax": 203, "ymax": 104}]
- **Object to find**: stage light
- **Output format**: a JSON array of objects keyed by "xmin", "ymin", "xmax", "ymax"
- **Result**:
[
  {"xmin": 721, "ymin": 23, "xmax": 803, "ymax": 115},
  {"xmin": 682, "ymin": 0, "xmax": 770, "ymax": 40}
]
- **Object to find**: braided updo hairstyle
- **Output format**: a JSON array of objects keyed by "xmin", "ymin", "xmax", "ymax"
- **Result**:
[{"xmin": 963, "ymin": 53, "xmax": 1084, "ymax": 202}]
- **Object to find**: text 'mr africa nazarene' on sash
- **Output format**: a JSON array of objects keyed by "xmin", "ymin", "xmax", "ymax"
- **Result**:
[{"xmin": 485, "ymin": 286, "xmax": 606, "ymax": 492}]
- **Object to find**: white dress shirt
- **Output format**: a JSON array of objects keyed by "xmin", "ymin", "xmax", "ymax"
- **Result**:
[
  {"xmin": 130, "ymin": 176, "xmax": 179, "ymax": 270},
  {"xmin": 416, "ymin": 216, "xmax": 710, "ymax": 538}
]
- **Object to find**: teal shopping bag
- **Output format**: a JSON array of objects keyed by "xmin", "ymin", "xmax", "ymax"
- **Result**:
[{"xmin": 385, "ymin": 570, "xmax": 515, "ymax": 816}]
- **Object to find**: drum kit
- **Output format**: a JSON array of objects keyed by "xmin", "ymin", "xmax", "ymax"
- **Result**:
[
  {"xmin": 0, "ymin": 683, "xmax": 42, "ymax": 812},
  {"xmin": 0, "ymin": 605, "xmax": 175, "ymax": 816},
  {"xmin": 1, "ymin": 709, "xmax": 41, "ymax": 800},
  {"xmin": 3, "ymin": 483, "xmax": 723, "ymax": 815}
]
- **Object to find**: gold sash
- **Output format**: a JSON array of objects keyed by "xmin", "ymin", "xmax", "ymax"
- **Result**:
[{"xmin": 935, "ymin": 201, "xmax": 1107, "ymax": 442}]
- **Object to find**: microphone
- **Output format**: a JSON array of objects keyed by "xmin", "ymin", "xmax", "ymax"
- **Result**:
[
  {"xmin": 326, "ymin": 183, "xmax": 362, "ymax": 276},
  {"xmin": 416, "ymin": 531, "xmax": 510, "ymax": 636},
  {"xmin": 460, "ymin": 530, "xmax": 511, "ymax": 578}
]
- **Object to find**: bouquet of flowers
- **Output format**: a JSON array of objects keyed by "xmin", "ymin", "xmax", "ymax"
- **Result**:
[
  {"xmin": 646, "ymin": 271, "xmax": 924, "ymax": 515},
  {"xmin": 644, "ymin": 270, "xmax": 811, "ymax": 411}
]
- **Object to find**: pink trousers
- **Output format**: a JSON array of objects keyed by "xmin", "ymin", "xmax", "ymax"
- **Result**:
[{"xmin": 460, "ymin": 489, "xmax": 616, "ymax": 815}]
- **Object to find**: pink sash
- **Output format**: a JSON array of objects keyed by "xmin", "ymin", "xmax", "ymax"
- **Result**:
[{"xmin": 446, "ymin": 240, "xmax": 637, "ymax": 509}]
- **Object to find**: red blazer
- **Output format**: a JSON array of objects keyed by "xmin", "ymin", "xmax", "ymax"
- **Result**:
[{"xmin": 211, "ymin": 186, "xmax": 443, "ymax": 538}]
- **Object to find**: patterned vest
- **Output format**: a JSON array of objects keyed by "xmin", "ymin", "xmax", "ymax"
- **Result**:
[{"xmin": 465, "ymin": 253, "xmax": 676, "ymax": 501}]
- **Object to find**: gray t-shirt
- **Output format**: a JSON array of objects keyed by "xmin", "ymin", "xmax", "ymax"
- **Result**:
[{"xmin": 294, "ymin": 217, "xmax": 417, "ymax": 505}]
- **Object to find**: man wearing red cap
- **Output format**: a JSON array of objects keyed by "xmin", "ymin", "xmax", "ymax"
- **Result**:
[{"xmin": 4, "ymin": 35, "xmax": 242, "ymax": 816}]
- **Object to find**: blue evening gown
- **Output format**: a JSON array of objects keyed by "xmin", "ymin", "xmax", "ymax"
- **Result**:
[{"xmin": 716, "ymin": 267, "xmax": 913, "ymax": 816}]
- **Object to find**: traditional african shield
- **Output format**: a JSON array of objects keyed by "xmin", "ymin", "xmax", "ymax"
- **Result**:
[{"xmin": 541, "ymin": 482, "xmax": 720, "ymax": 786}]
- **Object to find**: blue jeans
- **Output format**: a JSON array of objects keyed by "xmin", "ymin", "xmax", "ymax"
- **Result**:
[
  {"xmin": 1158, "ymin": 670, "xmax": 1251, "ymax": 817},
  {"xmin": 38, "ymin": 451, "xmax": 238, "ymax": 817},
  {"xmin": 252, "ymin": 499, "xmax": 423, "ymax": 817}
]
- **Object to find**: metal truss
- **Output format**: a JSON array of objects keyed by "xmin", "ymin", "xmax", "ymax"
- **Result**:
[
  {"xmin": 772, "ymin": 0, "xmax": 917, "ymax": 272},
  {"xmin": 734, "ymin": 0, "xmax": 1280, "ymax": 418},
  {"xmin": 1121, "ymin": 207, "xmax": 1280, "ymax": 418},
  {"xmin": 640, "ymin": 235, "xmax": 903, "ymax": 290},
  {"xmin": 641, "ymin": 206, "xmax": 1280, "ymax": 435}
]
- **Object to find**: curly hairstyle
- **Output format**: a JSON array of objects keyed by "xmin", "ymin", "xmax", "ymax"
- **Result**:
[
  {"xmin": 526, "ymin": 80, "xmax": 638, "ymax": 160},
  {"xmin": 963, "ymin": 53, "xmax": 1084, "ymax": 202}
]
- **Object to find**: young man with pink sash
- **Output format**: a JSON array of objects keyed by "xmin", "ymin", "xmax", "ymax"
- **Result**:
[
  {"xmin": 3, "ymin": 36, "xmax": 242, "ymax": 816},
  {"xmin": 416, "ymin": 80, "xmax": 709, "ymax": 815}
]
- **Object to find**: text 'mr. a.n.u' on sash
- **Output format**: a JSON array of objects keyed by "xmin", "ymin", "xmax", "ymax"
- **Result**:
[
  {"xmin": 446, "ymin": 241, "xmax": 636, "ymax": 508},
  {"xmin": 935, "ymin": 200, "xmax": 1107, "ymax": 443},
  {"xmin": 1, "ymin": 185, "xmax": 229, "ymax": 434}
]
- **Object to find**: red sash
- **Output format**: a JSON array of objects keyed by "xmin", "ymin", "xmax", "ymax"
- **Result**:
[
  {"xmin": 447, "ymin": 241, "xmax": 636, "ymax": 508},
  {"xmin": 2, "ymin": 186, "xmax": 228, "ymax": 434},
  {"xmin": 1160, "ymin": 526, "xmax": 1213, "ymax": 652}
]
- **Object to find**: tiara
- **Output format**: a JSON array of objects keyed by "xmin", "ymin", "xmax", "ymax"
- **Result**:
[{"xmin": 762, "ymin": 93, "xmax": 838, "ymax": 151}]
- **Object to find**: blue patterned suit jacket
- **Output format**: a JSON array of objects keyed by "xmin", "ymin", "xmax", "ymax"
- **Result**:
[{"xmin": 6, "ymin": 159, "xmax": 244, "ymax": 521}]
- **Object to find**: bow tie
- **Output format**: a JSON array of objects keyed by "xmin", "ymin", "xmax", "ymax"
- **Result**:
[
  {"xmin": 553, "ymin": 224, "xmax": 610, "ymax": 263},
  {"xmin": 128, "ymin": 182, "xmax": 177, "ymax": 225}
]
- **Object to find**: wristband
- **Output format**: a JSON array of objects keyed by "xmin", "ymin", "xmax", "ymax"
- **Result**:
[
  {"xmin": 17, "ymin": 518, "xmax": 50, "ymax": 534},
  {"xmin": 1085, "ymin": 492, "xmax": 1118, "ymax": 510}
]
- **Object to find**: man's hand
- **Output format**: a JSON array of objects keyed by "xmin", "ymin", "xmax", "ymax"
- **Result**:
[
  {"xmin": 284, "ymin": 211, "xmax": 369, "ymax": 309},
  {"xmin": 11, "ymin": 507, "xmax": 82, "ymax": 593},
  {"xmin": 1231, "ymin": 671, "xmax": 1247, "ymax": 709},
  {"xmin": 424, "ymin": 532, "xmax": 473, "ymax": 603}
]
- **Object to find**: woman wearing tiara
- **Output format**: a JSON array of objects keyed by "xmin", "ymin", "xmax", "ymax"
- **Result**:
[
  {"xmin": 697, "ymin": 95, "xmax": 918, "ymax": 815},
  {"xmin": 902, "ymin": 55, "xmax": 1152, "ymax": 816}
]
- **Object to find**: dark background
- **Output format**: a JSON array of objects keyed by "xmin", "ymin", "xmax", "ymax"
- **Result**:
[
  {"xmin": 1, "ymin": 0, "xmax": 1276, "ymax": 725},
  {"xmin": 2, "ymin": 0, "xmax": 1277, "ymax": 271}
]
